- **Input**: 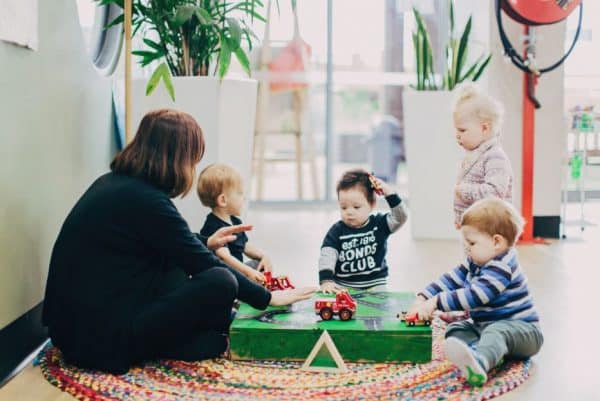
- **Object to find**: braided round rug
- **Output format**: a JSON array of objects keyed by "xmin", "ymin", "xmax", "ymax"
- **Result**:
[{"xmin": 38, "ymin": 321, "xmax": 531, "ymax": 401}]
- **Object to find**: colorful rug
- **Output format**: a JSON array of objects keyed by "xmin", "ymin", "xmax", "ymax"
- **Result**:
[{"xmin": 38, "ymin": 321, "xmax": 532, "ymax": 401}]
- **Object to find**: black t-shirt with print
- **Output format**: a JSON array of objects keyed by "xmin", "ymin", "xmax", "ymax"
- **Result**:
[{"xmin": 320, "ymin": 213, "xmax": 392, "ymax": 288}]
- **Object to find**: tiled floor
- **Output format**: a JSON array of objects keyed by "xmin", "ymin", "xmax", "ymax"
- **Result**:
[{"xmin": 1, "ymin": 201, "xmax": 599, "ymax": 400}]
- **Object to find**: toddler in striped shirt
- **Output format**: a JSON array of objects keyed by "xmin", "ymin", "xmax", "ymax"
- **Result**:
[{"xmin": 409, "ymin": 198, "xmax": 543, "ymax": 386}]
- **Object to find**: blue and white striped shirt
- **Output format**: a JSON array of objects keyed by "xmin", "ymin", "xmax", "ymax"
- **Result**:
[{"xmin": 421, "ymin": 248, "xmax": 539, "ymax": 324}]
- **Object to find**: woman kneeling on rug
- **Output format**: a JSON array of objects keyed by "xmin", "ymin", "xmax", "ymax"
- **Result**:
[{"xmin": 42, "ymin": 109, "xmax": 316, "ymax": 374}]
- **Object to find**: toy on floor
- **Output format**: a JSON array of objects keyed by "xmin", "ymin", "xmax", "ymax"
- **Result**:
[
  {"xmin": 315, "ymin": 290, "xmax": 357, "ymax": 321},
  {"xmin": 263, "ymin": 271, "xmax": 295, "ymax": 291},
  {"xmin": 397, "ymin": 311, "xmax": 431, "ymax": 327}
]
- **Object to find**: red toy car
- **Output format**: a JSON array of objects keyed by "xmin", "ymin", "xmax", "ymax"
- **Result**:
[
  {"xmin": 368, "ymin": 173, "xmax": 384, "ymax": 196},
  {"xmin": 263, "ymin": 271, "xmax": 295, "ymax": 291},
  {"xmin": 315, "ymin": 291, "xmax": 357, "ymax": 321},
  {"xmin": 397, "ymin": 311, "xmax": 431, "ymax": 327}
]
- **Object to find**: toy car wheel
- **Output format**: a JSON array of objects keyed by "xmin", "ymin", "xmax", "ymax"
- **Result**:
[
  {"xmin": 339, "ymin": 308, "xmax": 352, "ymax": 321},
  {"xmin": 408, "ymin": 321, "xmax": 415, "ymax": 327},
  {"xmin": 320, "ymin": 307, "xmax": 333, "ymax": 321},
  {"xmin": 424, "ymin": 320, "xmax": 431, "ymax": 326}
]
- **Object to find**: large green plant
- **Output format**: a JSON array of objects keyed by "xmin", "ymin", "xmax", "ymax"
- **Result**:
[
  {"xmin": 97, "ymin": 0, "xmax": 269, "ymax": 100},
  {"xmin": 411, "ymin": 1, "xmax": 491, "ymax": 91}
]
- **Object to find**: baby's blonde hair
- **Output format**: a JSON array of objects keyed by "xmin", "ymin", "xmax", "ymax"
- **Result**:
[
  {"xmin": 461, "ymin": 198, "xmax": 524, "ymax": 246},
  {"xmin": 197, "ymin": 163, "xmax": 242, "ymax": 208},
  {"xmin": 453, "ymin": 83, "xmax": 504, "ymax": 135}
]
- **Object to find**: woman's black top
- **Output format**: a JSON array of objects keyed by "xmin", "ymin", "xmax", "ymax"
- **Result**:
[{"xmin": 42, "ymin": 172, "xmax": 271, "ymax": 370}]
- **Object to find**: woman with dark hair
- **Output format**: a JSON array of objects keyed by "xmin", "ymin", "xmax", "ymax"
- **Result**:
[{"xmin": 42, "ymin": 109, "xmax": 315, "ymax": 374}]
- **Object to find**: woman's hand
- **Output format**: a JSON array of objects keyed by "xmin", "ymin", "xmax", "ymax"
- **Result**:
[
  {"xmin": 257, "ymin": 255, "xmax": 273, "ymax": 272},
  {"xmin": 207, "ymin": 224, "xmax": 253, "ymax": 250},
  {"xmin": 269, "ymin": 287, "xmax": 318, "ymax": 306},
  {"xmin": 320, "ymin": 281, "xmax": 343, "ymax": 294}
]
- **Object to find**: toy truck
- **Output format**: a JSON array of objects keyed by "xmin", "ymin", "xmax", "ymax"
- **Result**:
[
  {"xmin": 263, "ymin": 271, "xmax": 295, "ymax": 291},
  {"xmin": 397, "ymin": 311, "xmax": 431, "ymax": 327},
  {"xmin": 315, "ymin": 291, "xmax": 357, "ymax": 321}
]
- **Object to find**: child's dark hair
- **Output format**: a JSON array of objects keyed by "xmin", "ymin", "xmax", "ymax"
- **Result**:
[{"xmin": 336, "ymin": 169, "xmax": 376, "ymax": 204}]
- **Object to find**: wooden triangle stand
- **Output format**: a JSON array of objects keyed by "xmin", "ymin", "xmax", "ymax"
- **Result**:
[{"xmin": 301, "ymin": 330, "xmax": 348, "ymax": 373}]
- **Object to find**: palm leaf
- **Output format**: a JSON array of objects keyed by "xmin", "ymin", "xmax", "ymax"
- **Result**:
[
  {"xmin": 218, "ymin": 34, "xmax": 232, "ymax": 79},
  {"xmin": 234, "ymin": 47, "xmax": 251, "ymax": 76},
  {"xmin": 455, "ymin": 16, "xmax": 472, "ymax": 85},
  {"xmin": 146, "ymin": 62, "xmax": 175, "ymax": 101},
  {"xmin": 472, "ymin": 54, "xmax": 492, "ymax": 81},
  {"xmin": 227, "ymin": 18, "xmax": 242, "ymax": 50},
  {"xmin": 174, "ymin": 5, "xmax": 196, "ymax": 27}
]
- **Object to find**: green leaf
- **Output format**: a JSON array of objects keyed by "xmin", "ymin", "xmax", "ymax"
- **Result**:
[
  {"xmin": 218, "ymin": 35, "xmax": 232, "ymax": 79},
  {"xmin": 95, "ymin": 0, "xmax": 122, "ymax": 7},
  {"xmin": 227, "ymin": 18, "xmax": 242, "ymax": 50},
  {"xmin": 247, "ymin": 9, "xmax": 267, "ymax": 22},
  {"xmin": 412, "ymin": 6, "xmax": 438, "ymax": 90},
  {"xmin": 106, "ymin": 13, "xmax": 124, "ymax": 29},
  {"xmin": 195, "ymin": 8, "xmax": 213, "ymax": 25},
  {"xmin": 234, "ymin": 47, "xmax": 251, "ymax": 76},
  {"xmin": 132, "ymin": 50, "xmax": 163, "ymax": 67},
  {"xmin": 146, "ymin": 62, "xmax": 175, "ymax": 101},
  {"xmin": 472, "ymin": 54, "xmax": 492, "ymax": 81},
  {"xmin": 449, "ymin": 0, "xmax": 455, "ymax": 37},
  {"xmin": 174, "ymin": 5, "xmax": 196, "ymax": 27},
  {"xmin": 412, "ymin": 32, "xmax": 421, "ymax": 89},
  {"xmin": 458, "ymin": 58, "xmax": 481, "ymax": 83},
  {"xmin": 455, "ymin": 16, "xmax": 472, "ymax": 84},
  {"xmin": 143, "ymin": 38, "xmax": 164, "ymax": 52}
]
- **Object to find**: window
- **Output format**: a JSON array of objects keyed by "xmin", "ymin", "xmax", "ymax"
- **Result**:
[{"xmin": 76, "ymin": 0, "xmax": 122, "ymax": 76}]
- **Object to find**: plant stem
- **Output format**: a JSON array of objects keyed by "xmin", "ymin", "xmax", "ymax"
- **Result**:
[{"xmin": 181, "ymin": 27, "xmax": 190, "ymax": 75}]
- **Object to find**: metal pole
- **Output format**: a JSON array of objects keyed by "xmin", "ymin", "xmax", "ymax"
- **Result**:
[
  {"xmin": 124, "ymin": 0, "xmax": 133, "ymax": 143},
  {"xmin": 519, "ymin": 26, "xmax": 545, "ymax": 244},
  {"xmin": 325, "ymin": 0, "xmax": 333, "ymax": 201}
]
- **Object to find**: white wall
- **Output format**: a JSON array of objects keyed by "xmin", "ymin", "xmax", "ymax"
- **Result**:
[
  {"xmin": 487, "ymin": 7, "xmax": 566, "ymax": 217},
  {"xmin": 0, "ymin": 0, "xmax": 115, "ymax": 329}
]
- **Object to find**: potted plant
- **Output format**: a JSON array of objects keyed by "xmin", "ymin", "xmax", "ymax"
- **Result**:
[
  {"xmin": 99, "ymin": 0, "xmax": 268, "ymax": 230},
  {"xmin": 403, "ymin": 0, "xmax": 492, "ymax": 239}
]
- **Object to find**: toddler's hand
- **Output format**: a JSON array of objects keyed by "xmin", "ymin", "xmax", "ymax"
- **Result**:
[
  {"xmin": 414, "ymin": 293, "xmax": 427, "ymax": 304},
  {"xmin": 257, "ymin": 256, "xmax": 273, "ymax": 273},
  {"xmin": 373, "ymin": 177, "xmax": 394, "ymax": 196},
  {"xmin": 408, "ymin": 296, "xmax": 438, "ymax": 320},
  {"xmin": 320, "ymin": 281, "xmax": 343, "ymax": 294},
  {"xmin": 247, "ymin": 269, "xmax": 266, "ymax": 285}
]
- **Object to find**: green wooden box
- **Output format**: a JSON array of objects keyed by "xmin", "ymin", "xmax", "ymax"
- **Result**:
[{"xmin": 230, "ymin": 291, "xmax": 432, "ymax": 363}]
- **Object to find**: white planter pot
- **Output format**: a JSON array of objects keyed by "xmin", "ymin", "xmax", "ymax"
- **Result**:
[
  {"xmin": 132, "ymin": 77, "xmax": 258, "ymax": 231},
  {"xmin": 403, "ymin": 90, "xmax": 462, "ymax": 240}
]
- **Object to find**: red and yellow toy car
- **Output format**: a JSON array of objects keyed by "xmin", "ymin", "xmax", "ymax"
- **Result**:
[
  {"xmin": 315, "ymin": 291, "xmax": 357, "ymax": 321},
  {"xmin": 397, "ymin": 311, "xmax": 431, "ymax": 327}
]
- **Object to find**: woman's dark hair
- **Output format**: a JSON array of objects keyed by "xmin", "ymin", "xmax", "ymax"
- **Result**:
[
  {"xmin": 110, "ymin": 109, "xmax": 205, "ymax": 197},
  {"xmin": 336, "ymin": 169, "xmax": 376, "ymax": 204}
]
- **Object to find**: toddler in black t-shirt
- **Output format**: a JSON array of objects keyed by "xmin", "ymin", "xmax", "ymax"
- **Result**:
[
  {"xmin": 319, "ymin": 169, "xmax": 408, "ymax": 293},
  {"xmin": 198, "ymin": 164, "xmax": 272, "ymax": 284}
]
